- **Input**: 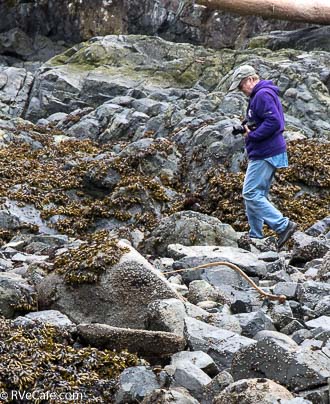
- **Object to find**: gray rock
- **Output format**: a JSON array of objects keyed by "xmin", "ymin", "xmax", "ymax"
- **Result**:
[
  {"xmin": 233, "ymin": 310, "xmax": 276, "ymax": 338},
  {"xmin": 0, "ymin": 256, "xmax": 13, "ymax": 271},
  {"xmin": 146, "ymin": 298, "xmax": 186, "ymax": 336},
  {"xmin": 170, "ymin": 361, "xmax": 212, "ymax": 401},
  {"xmin": 300, "ymin": 339, "xmax": 323, "ymax": 350},
  {"xmin": 202, "ymin": 265, "xmax": 250, "ymax": 290},
  {"xmin": 171, "ymin": 351, "xmax": 218, "ymax": 377},
  {"xmin": 187, "ymin": 280, "xmax": 225, "ymax": 305},
  {"xmin": 280, "ymin": 320, "xmax": 305, "ymax": 335},
  {"xmin": 314, "ymin": 296, "xmax": 330, "ymax": 317},
  {"xmin": 273, "ymin": 282, "xmax": 298, "ymax": 299},
  {"xmin": 291, "ymin": 231, "xmax": 329, "ymax": 264},
  {"xmin": 274, "ymin": 399, "xmax": 311, "ymax": 404},
  {"xmin": 213, "ymin": 378, "xmax": 294, "ymax": 403},
  {"xmin": 118, "ymin": 137, "xmax": 181, "ymax": 179},
  {"xmin": 257, "ymin": 251, "xmax": 279, "ymax": 262},
  {"xmin": 265, "ymin": 257, "xmax": 288, "ymax": 274},
  {"xmin": 230, "ymin": 289, "xmax": 265, "ymax": 314},
  {"xmin": 202, "ymin": 312, "xmax": 242, "ymax": 334},
  {"xmin": 197, "ymin": 300, "xmax": 223, "ymax": 312},
  {"xmin": 232, "ymin": 337, "xmax": 330, "ymax": 391},
  {"xmin": 297, "ymin": 281, "xmax": 330, "ymax": 308},
  {"xmin": 1, "ymin": 198, "xmax": 54, "ymax": 234},
  {"xmin": 46, "ymin": 112, "xmax": 68, "ymax": 123},
  {"xmin": 78, "ymin": 323, "xmax": 186, "ymax": 359},
  {"xmin": 132, "ymin": 98, "xmax": 169, "ymax": 116},
  {"xmin": 298, "ymin": 385, "xmax": 330, "ymax": 404},
  {"xmin": 291, "ymin": 329, "xmax": 313, "ymax": 345},
  {"xmin": 306, "ymin": 216, "xmax": 330, "ymax": 237},
  {"xmin": 254, "ymin": 330, "xmax": 298, "ymax": 349},
  {"xmin": 13, "ymin": 310, "xmax": 75, "ymax": 330},
  {"xmin": 11, "ymin": 252, "xmax": 49, "ymax": 264},
  {"xmin": 141, "ymin": 387, "xmax": 199, "ymax": 404},
  {"xmin": 319, "ymin": 250, "xmax": 330, "ymax": 280},
  {"xmin": 202, "ymin": 371, "xmax": 234, "ymax": 404},
  {"xmin": 115, "ymin": 366, "xmax": 161, "ymax": 404},
  {"xmin": 267, "ymin": 301, "xmax": 294, "ymax": 329},
  {"xmin": 0, "ymin": 272, "xmax": 37, "ymax": 318},
  {"xmin": 267, "ymin": 269, "xmax": 292, "ymax": 283},
  {"xmin": 0, "ymin": 210, "xmax": 21, "ymax": 229},
  {"xmin": 306, "ymin": 316, "xmax": 330, "ymax": 332},
  {"xmin": 168, "ymin": 244, "xmax": 267, "ymax": 277},
  {"xmin": 143, "ymin": 211, "xmax": 238, "ymax": 256},
  {"xmin": 0, "ymin": 66, "xmax": 34, "ymax": 117},
  {"xmin": 184, "ymin": 302, "xmax": 210, "ymax": 319},
  {"xmin": 184, "ymin": 317, "xmax": 255, "ymax": 370},
  {"xmin": 38, "ymin": 241, "xmax": 180, "ymax": 328}
]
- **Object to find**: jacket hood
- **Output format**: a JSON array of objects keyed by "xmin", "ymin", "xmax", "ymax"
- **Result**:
[{"xmin": 251, "ymin": 80, "xmax": 279, "ymax": 97}]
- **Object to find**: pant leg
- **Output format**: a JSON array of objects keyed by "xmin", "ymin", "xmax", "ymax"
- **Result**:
[{"xmin": 243, "ymin": 159, "xmax": 288, "ymax": 237}]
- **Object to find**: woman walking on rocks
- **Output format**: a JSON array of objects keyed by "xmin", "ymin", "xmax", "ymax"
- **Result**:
[{"xmin": 229, "ymin": 65, "xmax": 297, "ymax": 249}]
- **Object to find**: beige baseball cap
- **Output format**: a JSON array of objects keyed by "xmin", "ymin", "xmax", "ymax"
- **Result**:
[{"xmin": 229, "ymin": 65, "xmax": 256, "ymax": 91}]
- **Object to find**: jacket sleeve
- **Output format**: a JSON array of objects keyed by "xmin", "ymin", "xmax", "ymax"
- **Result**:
[{"xmin": 247, "ymin": 91, "xmax": 282, "ymax": 142}]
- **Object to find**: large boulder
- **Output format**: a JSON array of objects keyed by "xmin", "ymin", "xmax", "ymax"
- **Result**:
[
  {"xmin": 184, "ymin": 317, "xmax": 255, "ymax": 370},
  {"xmin": 232, "ymin": 337, "xmax": 330, "ymax": 391},
  {"xmin": 37, "ymin": 240, "xmax": 180, "ymax": 328},
  {"xmin": 142, "ymin": 211, "xmax": 238, "ymax": 256},
  {"xmin": 167, "ymin": 244, "xmax": 267, "ymax": 277},
  {"xmin": 25, "ymin": 35, "xmax": 222, "ymax": 121}
]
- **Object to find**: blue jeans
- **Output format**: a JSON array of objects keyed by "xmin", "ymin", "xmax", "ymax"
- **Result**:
[{"xmin": 242, "ymin": 159, "xmax": 288, "ymax": 238}]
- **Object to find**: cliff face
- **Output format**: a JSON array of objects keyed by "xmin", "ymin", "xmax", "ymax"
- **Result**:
[{"xmin": 0, "ymin": 0, "xmax": 309, "ymax": 48}]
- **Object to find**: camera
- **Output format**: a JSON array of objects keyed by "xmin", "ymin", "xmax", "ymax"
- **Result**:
[{"xmin": 232, "ymin": 119, "xmax": 256, "ymax": 136}]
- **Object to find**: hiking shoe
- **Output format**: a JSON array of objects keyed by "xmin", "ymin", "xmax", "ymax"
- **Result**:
[{"xmin": 277, "ymin": 221, "xmax": 298, "ymax": 249}]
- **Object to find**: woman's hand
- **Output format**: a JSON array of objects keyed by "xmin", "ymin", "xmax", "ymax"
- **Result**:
[{"xmin": 244, "ymin": 125, "xmax": 251, "ymax": 136}]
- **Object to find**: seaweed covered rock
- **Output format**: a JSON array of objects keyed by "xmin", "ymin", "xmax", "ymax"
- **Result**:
[
  {"xmin": 0, "ymin": 317, "xmax": 143, "ymax": 402},
  {"xmin": 0, "ymin": 272, "xmax": 37, "ymax": 318},
  {"xmin": 38, "ymin": 239, "xmax": 180, "ymax": 328}
]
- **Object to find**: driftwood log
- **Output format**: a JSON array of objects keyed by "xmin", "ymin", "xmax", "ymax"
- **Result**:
[{"xmin": 195, "ymin": 0, "xmax": 330, "ymax": 25}]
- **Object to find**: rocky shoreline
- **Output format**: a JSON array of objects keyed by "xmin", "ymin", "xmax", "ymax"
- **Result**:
[{"xmin": 0, "ymin": 4, "xmax": 329, "ymax": 403}]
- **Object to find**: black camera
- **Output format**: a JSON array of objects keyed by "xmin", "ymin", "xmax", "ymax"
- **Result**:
[{"xmin": 232, "ymin": 119, "xmax": 256, "ymax": 136}]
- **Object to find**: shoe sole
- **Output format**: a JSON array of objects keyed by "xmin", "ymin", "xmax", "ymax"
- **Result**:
[{"xmin": 277, "ymin": 222, "xmax": 298, "ymax": 249}]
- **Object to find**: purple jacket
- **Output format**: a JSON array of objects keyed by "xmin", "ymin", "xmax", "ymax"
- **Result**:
[{"xmin": 245, "ymin": 80, "xmax": 286, "ymax": 160}]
